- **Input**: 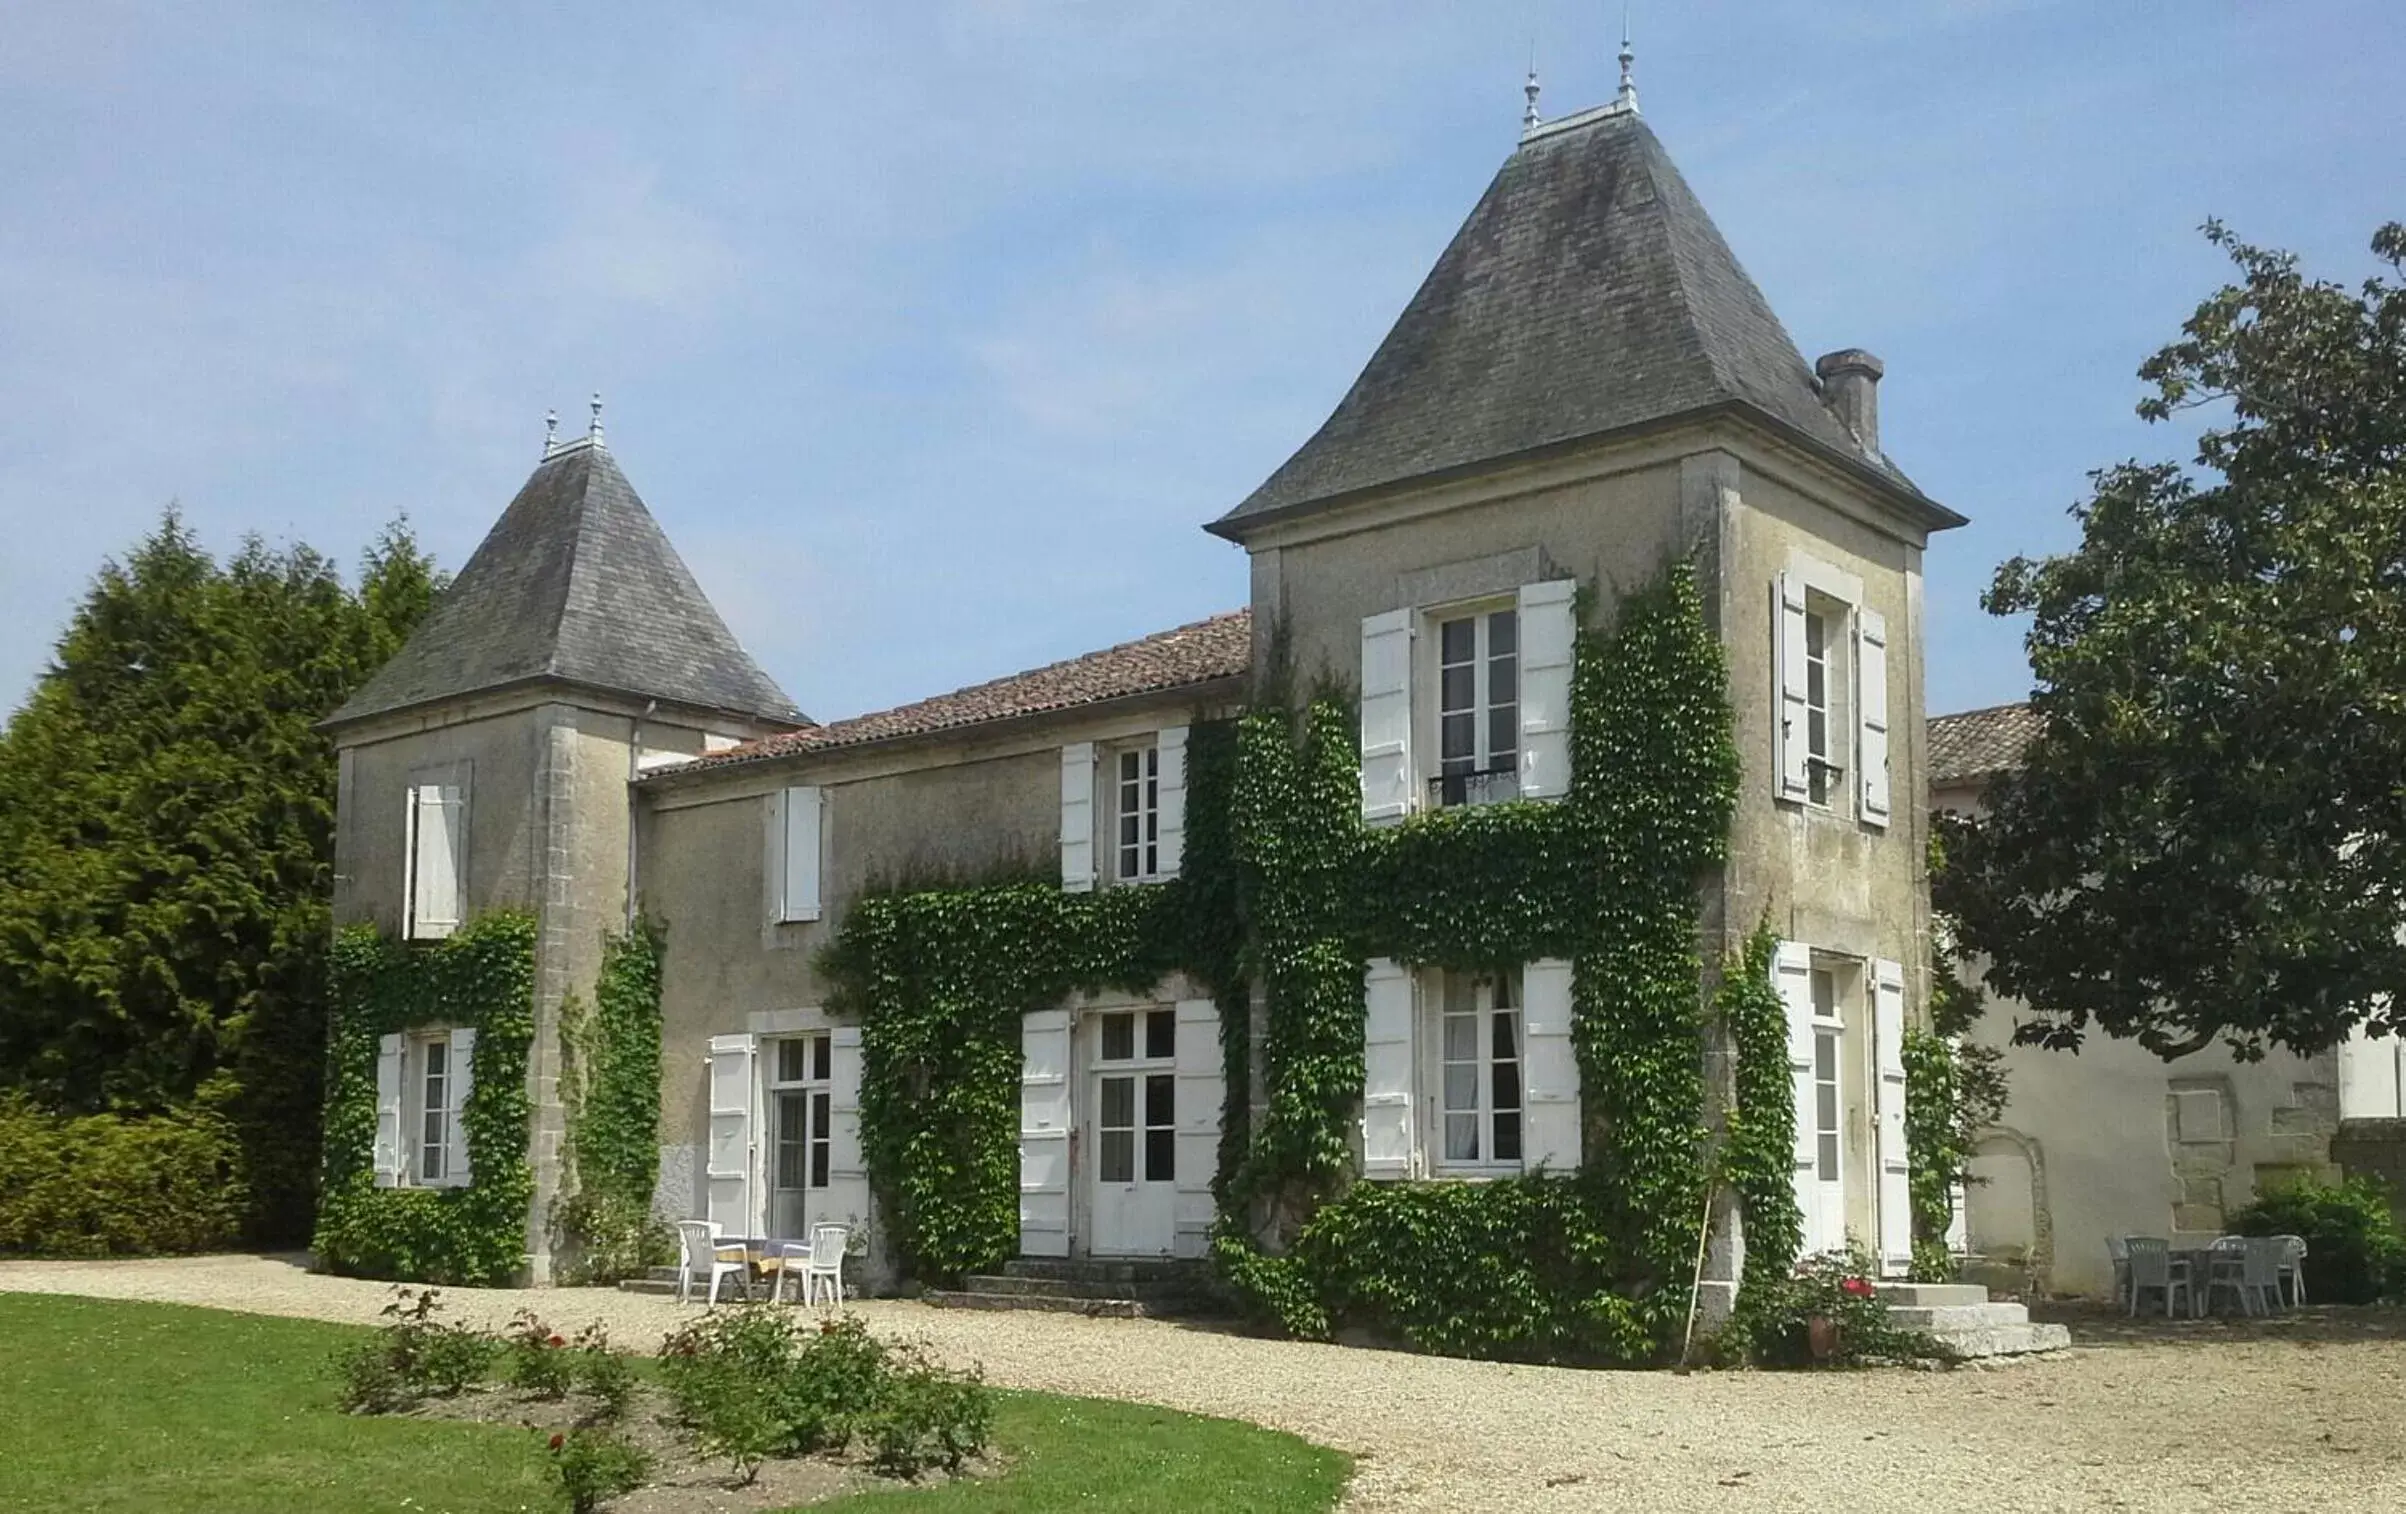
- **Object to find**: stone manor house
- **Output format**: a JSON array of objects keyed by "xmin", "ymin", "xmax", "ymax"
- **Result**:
[{"xmin": 322, "ymin": 90, "xmax": 1962, "ymax": 1299}]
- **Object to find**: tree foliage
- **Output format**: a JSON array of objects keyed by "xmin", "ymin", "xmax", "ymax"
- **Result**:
[
  {"xmin": 0, "ymin": 511, "xmax": 440, "ymax": 1239},
  {"xmin": 1940, "ymin": 221, "xmax": 2406, "ymax": 1058}
]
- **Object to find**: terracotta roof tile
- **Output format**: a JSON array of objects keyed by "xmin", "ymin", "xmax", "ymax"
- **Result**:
[
  {"xmin": 1927, "ymin": 702, "xmax": 2040, "ymax": 786},
  {"xmin": 671, "ymin": 610, "xmax": 1252, "ymax": 773}
]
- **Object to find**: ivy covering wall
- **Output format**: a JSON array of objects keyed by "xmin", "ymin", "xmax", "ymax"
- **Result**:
[
  {"xmin": 821, "ymin": 725, "xmax": 1242, "ymax": 1282},
  {"xmin": 820, "ymin": 562, "xmax": 1781, "ymax": 1364},
  {"xmin": 1212, "ymin": 565, "xmax": 1743, "ymax": 1361},
  {"xmin": 557, "ymin": 921, "xmax": 670, "ymax": 1283},
  {"xmin": 314, "ymin": 912, "xmax": 536, "ymax": 1286}
]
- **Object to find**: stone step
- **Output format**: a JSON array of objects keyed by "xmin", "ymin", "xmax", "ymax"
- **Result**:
[
  {"xmin": 923, "ymin": 1289, "xmax": 1150, "ymax": 1319},
  {"xmin": 1888, "ymin": 1302, "xmax": 2032, "ymax": 1331},
  {"xmin": 1874, "ymin": 1282, "xmax": 1992, "ymax": 1308},
  {"xmin": 1928, "ymin": 1320, "xmax": 2071, "ymax": 1359},
  {"xmin": 960, "ymin": 1273, "xmax": 1203, "ymax": 1303},
  {"xmin": 1000, "ymin": 1256, "xmax": 1209, "ymax": 1286}
]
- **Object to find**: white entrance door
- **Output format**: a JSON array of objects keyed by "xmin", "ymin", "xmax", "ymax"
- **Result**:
[{"xmin": 1086, "ymin": 1007, "xmax": 1177, "ymax": 1256}]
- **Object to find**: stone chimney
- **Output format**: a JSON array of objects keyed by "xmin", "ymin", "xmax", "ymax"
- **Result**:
[{"xmin": 1815, "ymin": 348, "xmax": 1884, "ymax": 454}]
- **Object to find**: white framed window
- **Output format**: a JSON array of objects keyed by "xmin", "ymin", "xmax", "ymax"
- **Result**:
[
  {"xmin": 768, "ymin": 1033, "xmax": 832, "ymax": 1235},
  {"xmin": 383, "ymin": 1027, "xmax": 472, "ymax": 1189},
  {"xmin": 414, "ymin": 1033, "xmax": 454, "ymax": 1184},
  {"xmin": 1116, "ymin": 744, "xmax": 1161, "ymax": 882},
  {"xmin": 404, "ymin": 775, "xmax": 467, "ymax": 940},
  {"xmin": 1433, "ymin": 606, "xmax": 1519, "ymax": 808},
  {"xmin": 1434, "ymin": 970, "xmax": 1524, "ymax": 1170},
  {"xmin": 1804, "ymin": 609, "xmax": 1836, "ymax": 806}
]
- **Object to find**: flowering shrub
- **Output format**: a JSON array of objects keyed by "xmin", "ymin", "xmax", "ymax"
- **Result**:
[
  {"xmin": 503, "ymin": 1310, "xmax": 575, "ymax": 1400},
  {"xmin": 568, "ymin": 1323, "xmax": 639, "ymax": 1424},
  {"xmin": 545, "ymin": 1428, "xmax": 650, "ymax": 1514},
  {"xmin": 1717, "ymin": 1249, "xmax": 1953, "ymax": 1368},
  {"xmin": 333, "ymin": 1286, "xmax": 497, "ymax": 1412}
]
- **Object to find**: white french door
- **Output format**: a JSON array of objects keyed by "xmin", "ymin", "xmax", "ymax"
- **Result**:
[
  {"xmin": 1085, "ymin": 1008, "xmax": 1176, "ymax": 1256},
  {"xmin": 767, "ymin": 1033, "xmax": 831, "ymax": 1240},
  {"xmin": 1804, "ymin": 969, "xmax": 1848, "ymax": 1255}
]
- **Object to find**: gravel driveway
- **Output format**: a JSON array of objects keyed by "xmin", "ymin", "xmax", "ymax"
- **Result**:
[{"xmin": 5, "ymin": 1255, "xmax": 2403, "ymax": 1512}]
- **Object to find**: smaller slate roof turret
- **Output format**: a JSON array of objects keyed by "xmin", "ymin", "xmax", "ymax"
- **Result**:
[
  {"xmin": 1211, "ymin": 105, "xmax": 1961, "ymax": 537},
  {"xmin": 327, "ymin": 440, "xmax": 804, "ymax": 729}
]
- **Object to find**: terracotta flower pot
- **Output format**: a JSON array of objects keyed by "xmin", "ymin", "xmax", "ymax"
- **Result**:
[{"xmin": 1806, "ymin": 1314, "xmax": 1841, "ymax": 1361}]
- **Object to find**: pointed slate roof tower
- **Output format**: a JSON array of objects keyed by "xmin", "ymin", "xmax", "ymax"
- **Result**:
[
  {"xmin": 1209, "ymin": 100, "xmax": 1958, "ymax": 538},
  {"xmin": 328, "ymin": 437, "xmax": 805, "ymax": 729}
]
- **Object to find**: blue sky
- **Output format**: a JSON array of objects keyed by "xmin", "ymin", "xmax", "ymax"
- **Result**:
[{"xmin": 2, "ymin": 2, "xmax": 2399, "ymax": 725}]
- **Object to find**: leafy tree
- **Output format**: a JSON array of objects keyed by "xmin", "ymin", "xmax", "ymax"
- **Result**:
[
  {"xmin": 0, "ymin": 513, "xmax": 441, "ymax": 1239},
  {"xmin": 1939, "ymin": 222, "xmax": 2406, "ymax": 1059}
]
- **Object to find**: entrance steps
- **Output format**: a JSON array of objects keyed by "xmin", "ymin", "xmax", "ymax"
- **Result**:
[
  {"xmin": 923, "ymin": 1257, "xmax": 1220, "ymax": 1319},
  {"xmin": 1874, "ymin": 1282, "xmax": 2069, "ymax": 1359}
]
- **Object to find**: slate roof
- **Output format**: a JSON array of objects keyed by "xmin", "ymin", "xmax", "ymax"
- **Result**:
[
  {"xmin": 1212, "ymin": 106, "xmax": 1948, "ymax": 536},
  {"xmin": 672, "ymin": 610, "xmax": 1252, "ymax": 772},
  {"xmin": 327, "ymin": 442, "xmax": 804, "ymax": 728},
  {"xmin": 1927, "ymin": 702, "xmax": 2041, "ymax": 787}
]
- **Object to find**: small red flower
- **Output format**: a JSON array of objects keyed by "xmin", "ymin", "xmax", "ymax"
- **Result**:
[
  {"xmin": 547, "ymin": 1334, "xmax": 565, "ymax": 1347},
  {"xmin": 548, "ymin": 1433, "xmax": 565, "ymax": 1451},
  {"xmin": 1841, "ymin": 1277, "xmax": 1875, "ymax": 1298}
]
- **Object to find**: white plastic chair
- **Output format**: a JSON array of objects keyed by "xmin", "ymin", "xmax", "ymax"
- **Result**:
[
  {"xmin": 2206, "ymin": 1236, "xmax": 2286, "ymax": 1316},
  {"xmin": 795, "ymin": 1223, "xmax": 849, "ymax": 1308},
  {"xmin": 2274, "ymin": 1234, "xmax": 2309, "ymax": 1306},
  {"xmin": 2104, "ymin": 1235, "xmax": 2130, "ymax": 1307},
  {"xmin": 2124, "ymin": 1236, "xmax": 2192, "ymax": 1318},
  {"xmin": 676, "ymin": 1220, "xmax": 751, "ymax": 1305}
]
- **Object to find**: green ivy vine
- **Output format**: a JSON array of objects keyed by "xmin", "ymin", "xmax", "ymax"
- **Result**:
[
  {"xmin": 1714, "ymin": 924, "xmax": 1805, "ymax": 1342},
  {"xmin": 557, "ymin": 921, "xmax": 670, "ymax": 1282},
  {"xmin": 314, "ymin": 912, "xmax": 537, "ymax": 1286}
]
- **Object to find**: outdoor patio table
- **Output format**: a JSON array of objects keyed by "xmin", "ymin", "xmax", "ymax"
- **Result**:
[{"xmin": 2175, "ymin": 1241, "xmax": 2252, "ymax": 1317}]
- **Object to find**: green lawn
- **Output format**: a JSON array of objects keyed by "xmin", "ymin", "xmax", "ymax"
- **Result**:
[{"xmin": 0, "ymin": 1295, "xmax": 1347, "ymax": 1513}]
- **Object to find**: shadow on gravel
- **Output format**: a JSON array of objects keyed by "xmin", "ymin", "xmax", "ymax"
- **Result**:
[{"xmin": 2030, "ymin": 1299, "xmax": 2406, "ymax": 1349}]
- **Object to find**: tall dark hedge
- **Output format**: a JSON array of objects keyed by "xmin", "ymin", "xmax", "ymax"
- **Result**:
[{"xmin": 0, "ymin": 511, "xmax": 439, "ymax": 1243}]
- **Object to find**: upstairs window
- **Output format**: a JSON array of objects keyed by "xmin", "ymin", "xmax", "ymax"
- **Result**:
[
  {"xmin": 1434, "ymin": 607, "xmax": 1518, "ymax": 808},
  {"xmin": 1116, "ymin": 744, "xmax": 1161, "ymax": 882},
  {"xmin": 1437, "ymin": 970, "xmax": 1523, "ymax": 1170},
  {"xmin": 1804, "ymin": 610, "xmax": 1834, "ymax": 806}
]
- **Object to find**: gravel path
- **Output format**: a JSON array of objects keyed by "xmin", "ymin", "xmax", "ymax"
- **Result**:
[{"xmin": 6, "ymin": 1255, "xmax": 2404, "ymax": 1512}]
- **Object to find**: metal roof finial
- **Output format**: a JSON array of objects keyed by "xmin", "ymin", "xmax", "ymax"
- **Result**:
[
  {"xmin": 543, "ymin": 408, "xmax": 559, "ymax": 457},
  {"xmin": 1522, "ymin": 40, "xmax": 1542, "ymax": 133},
  {"xmin": 1616, "ymin": 10, "xmax": 1638, "ymax": 114},
  {"xmin": 588, "ymin": 391, "xmax": 605, "ymax": 449}
]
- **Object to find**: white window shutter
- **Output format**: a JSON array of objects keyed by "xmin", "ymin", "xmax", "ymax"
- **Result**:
[
  {"xmin": 1873, "ymin": 958, "xmax": 1912, "ymax": 1277},
  {"xmin": 1774, "ymin": 573, "xmax": 1811, "ymax": 803},
  {"xmin": 1361, "ymin": 958, "xmax": 1417, "ymax": 1178},
  {"xmin": 1775, "ymin": 940, "xmax": 1818, "ymax": 1242},
  {"xmin": 1517, "ymin": 581, "xmax": 1577, "ymax": 800},
  {"xmin": 706, "ymin": 1033, "xmax": 758, "ymax": 1235},
  {"xmin": 780, "ymin": 786, "xmax": 823, "ymax": 923},
  {"xmin": 446, "ymin": 1026, "xmax": 476, "ymax": 1187},
  {"xmin": 1059, "ymin": 744, "xmax": 1097, "ymax": 892},
  {"xmin": 1857, "ymin": 609, "xmax": 1891, "ymax": 827},
  {"xmin": 1520, "ymin": 959, "xmax": 1581, "ymax": 1169},
  {"xmin": 1018, "ymin": 1008, "xmax": 1074, "ymax": 1256},
  {"xmin": 373, "ymin": 1034, "xmax": 405, "ymax": 1188},
  {"xmin": 1359, "ymin": 610, "xmax": 1414, "ymax": 823},
  {"xmin": 409, "ymin": 783, "xmax": 464, "ymax": 939},
  {"xmin": 1171, "ymin": 998, "xmax": 1222, "ymax": 1260},
  {"xmin": 1155, "ymin": 726, "xmax": 1188, "ymax": 878},
  {"xmin": 820, "ymin": 1026, "xmax": 872, "ymax": 1236}
]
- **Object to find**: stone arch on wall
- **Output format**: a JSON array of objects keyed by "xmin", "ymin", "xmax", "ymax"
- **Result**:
[{"xmin": 1963, "ymin": 1125, "xmax": 2052, "ymax": 1293}]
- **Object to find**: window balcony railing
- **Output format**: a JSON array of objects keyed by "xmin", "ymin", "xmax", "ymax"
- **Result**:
[{"xmin": 1428, "ymin": 766, "xmax": 1520, "ymax": 810}]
